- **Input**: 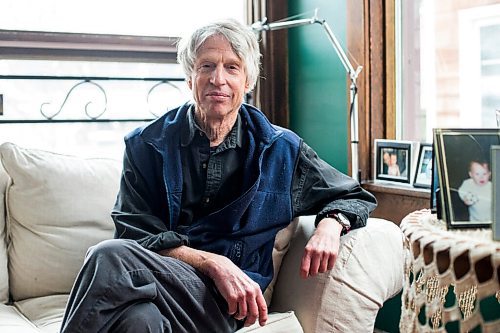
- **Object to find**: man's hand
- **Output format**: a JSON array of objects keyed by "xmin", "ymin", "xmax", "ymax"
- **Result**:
[
  {"xmin": 202, "ymin": 255, "xmax": 268, "ymax": 327},
  {"xmin": 300, "ymin": 217, "xmax": 342, "ymax": 279},
  {"xmin": 159, "ymin": 246, "xmax": 267, "ymax": 327}
]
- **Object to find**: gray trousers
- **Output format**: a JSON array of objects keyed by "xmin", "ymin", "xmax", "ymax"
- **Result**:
[{"xmin": 60, "ymin": 239, "xmax": 240, "ymax": 333}]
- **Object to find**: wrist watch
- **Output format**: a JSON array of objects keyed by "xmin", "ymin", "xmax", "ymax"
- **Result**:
[{"xmin": 327, "ymin": 212, "xmax": 351, "ymax": 234}]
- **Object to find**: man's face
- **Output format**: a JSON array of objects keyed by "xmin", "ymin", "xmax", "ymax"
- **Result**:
[
  {"xmin": 188, "ymin": 35, "xmax": 249, "ymax": 121},
  {"xmin": 390, "ymin": 154, "xmax": 398, "ymax": 166},
  {"xmin": 469, "ymin": 162, "xmax": 491, "ymax": 186}
]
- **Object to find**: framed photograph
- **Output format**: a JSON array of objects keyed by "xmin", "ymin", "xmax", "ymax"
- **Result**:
[
  {"xmin": 374, "ymin": 139, "xmax": 418, "ymax": 184},
  {"xmin": 413, "ymin": 143, "xmax": 433, "ymax": 189},
  {"xmin": 493, "ymin": 146, "xmax": 500, "ymax": 241},
  {"xmin": 434, "ymin": 128, "xmax": 500, "ymax": 229},
  {"xmin": 430, "ymin": 141, "xmax": 441, "ymax": 218}
]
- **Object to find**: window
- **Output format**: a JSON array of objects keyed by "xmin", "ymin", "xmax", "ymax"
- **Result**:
[
  {"xmin": 0, "ymin": 0, "xmax": 246, "ymax": 159},
  {"xmin": 0, "ymin": 0, "xmax": 246, "ymax": 37},
  {"xmin": 397, "ymin": 0, "xmax": 500, "ymax": 143}
]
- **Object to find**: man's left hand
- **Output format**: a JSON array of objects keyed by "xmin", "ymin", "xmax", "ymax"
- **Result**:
[{"xmin": 300, "ymin": 217, "xmax": 342, "ymax": 279}]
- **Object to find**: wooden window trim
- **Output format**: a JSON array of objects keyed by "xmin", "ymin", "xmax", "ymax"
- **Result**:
[
  {"xmin": 0, "ymin": 30, "xmax": 179, "ymax": 63},
  {"xmin": 247, "ymin": 0, "xmax": 289, "ymax": 127},
  {"xmin": 347, "ymin": 0, "xmax": 397, "ymax": 181}
]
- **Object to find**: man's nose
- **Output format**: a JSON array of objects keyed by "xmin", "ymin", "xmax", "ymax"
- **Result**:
[{"xmin": 210, "ymin": 65, "xmax": 226, "ymax": 85}]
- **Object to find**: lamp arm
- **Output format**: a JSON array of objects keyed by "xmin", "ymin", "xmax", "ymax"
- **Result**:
[
  {"xmin": 251, "ymin": 13, "xmax": 362, "ymax": 83},
  {"xmin": 251, "ymin": 11, "xmax": 362, "ymax": 180}
]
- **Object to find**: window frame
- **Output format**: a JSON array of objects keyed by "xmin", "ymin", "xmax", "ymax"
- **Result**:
[
  {"xmin": 0, "ymin": 30, "xmax": 179, "ymax": 63},
  {"xmin": 346, "ymin": 0, "xmax": 396, "ymax": 182}
]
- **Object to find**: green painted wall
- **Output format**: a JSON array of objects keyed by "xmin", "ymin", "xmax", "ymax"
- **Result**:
[{"xmin": 288, "ymin": 1, "xmax": 348, "ymax": 173}]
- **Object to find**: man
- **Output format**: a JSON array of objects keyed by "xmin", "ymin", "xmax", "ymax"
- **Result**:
[{"xmin": 60, "ymin": 19, "xmax": 376, "ymax": 333}]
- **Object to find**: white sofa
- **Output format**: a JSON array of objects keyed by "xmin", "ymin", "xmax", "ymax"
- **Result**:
[{"xmin": 0, "ymin": 142, "xmax": 405, "ymax": 333}]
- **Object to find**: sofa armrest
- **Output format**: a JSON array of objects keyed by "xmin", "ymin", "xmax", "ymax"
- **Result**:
[{"xmin": 269, "ymin": 216, "xmax": 404, "ymax": 333}]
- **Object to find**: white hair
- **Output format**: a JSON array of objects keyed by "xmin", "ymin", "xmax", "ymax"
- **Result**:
[{"xmin": 177, "ymin": 19, "xmax": 261, "ymax": 92}]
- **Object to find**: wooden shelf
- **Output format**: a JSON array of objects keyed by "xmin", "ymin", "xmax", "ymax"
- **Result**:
[{"xmin": 362, "ymin": 181, "xmax": 431, "ymax": 225}]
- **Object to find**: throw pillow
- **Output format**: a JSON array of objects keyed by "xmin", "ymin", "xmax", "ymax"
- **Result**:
[
  {"xmin": 0, "ymin": 161, "xmax": 10, "ymax": 303},
  {"xmin": 0, "ymin": 142, "xmax": 121, "ymax": 301}
]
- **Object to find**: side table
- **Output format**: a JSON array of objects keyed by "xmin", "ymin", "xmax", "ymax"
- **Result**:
[{"xmin": 399, "ymin": 210, "xmax": 500, "ymax": 333}]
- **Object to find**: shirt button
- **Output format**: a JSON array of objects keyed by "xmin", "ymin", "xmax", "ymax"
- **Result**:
[
  {"xmin": 204, "ymin": 197, "xmax": 210, "ymax": 203},
  {"xmin": 199, "ymin": 131, "xmax": 204, "ymax": 137},
  {"xmin": 202, "ymin": 163, "xmax": 207, "ymax": 169}
]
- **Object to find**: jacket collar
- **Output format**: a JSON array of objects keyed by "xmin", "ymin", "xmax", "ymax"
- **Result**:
[{"xmin": 140, "ymin": 102, "xmax": 283, "ymax": 152}]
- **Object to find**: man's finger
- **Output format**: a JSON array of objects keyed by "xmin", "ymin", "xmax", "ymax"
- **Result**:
[
  {"xmin": 319, "ymin": 253, "xmax": 329, "ymax": 273},
  {"xmin": 309, "ymin": 252, "xmax": 321, "ymax": 276},
  {"xmin": 300, "ymin": 252, "xmax": 312, "ymax": 278},
  {"xmin": 236, "ymin": 298, "xmax": 248, "ymax": 320},
  {"xmin": 243, "ymin": 296, "xmax": 259, "ymax": 327},
  {"xmin": 327, "ymin": 253, "xmax": 337, "ymax": 271},
  {"xmin": 256, "ymin": 291, "xmax": 268, "ymax": 326}
]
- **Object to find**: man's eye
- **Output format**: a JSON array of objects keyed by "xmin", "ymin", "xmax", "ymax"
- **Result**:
[{"xmin": 200, "ymin": 64, "xmax": 213, "ymax": 70}]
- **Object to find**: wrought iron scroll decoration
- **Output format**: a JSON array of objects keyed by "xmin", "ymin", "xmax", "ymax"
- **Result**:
[
  {"xmin": 40, "ymin": 80, "xmax": 107, "ymax": 120},
  {"xmin": 0, "ymin": 75, "xmax": 186, "ymax": 123},
  {"xmin": 146, "ymin": 80, "xmax": 183, "ymax": 118}
]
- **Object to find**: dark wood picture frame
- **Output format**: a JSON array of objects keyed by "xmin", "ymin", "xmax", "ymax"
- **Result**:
[{"xmin": 434, "ymin": 128, "xmax": 499, "ymax": 229}]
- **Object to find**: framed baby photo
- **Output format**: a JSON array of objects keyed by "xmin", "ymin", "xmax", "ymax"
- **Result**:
[
  {"xmin": 433, "ymin": 128, "xmax": 500, "ymax": 229},
  {"xmin": 413, "ymin": 143, "xmax": 433, "ymax": 189},
  {"xmin": 493, "ymin": 146, "xmax": 500, "ymax": 241},
  {"xmin": 374, "ymin": 139, "xmax": 418, "ymax": 184}
]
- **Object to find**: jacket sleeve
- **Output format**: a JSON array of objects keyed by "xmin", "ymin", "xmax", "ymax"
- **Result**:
[
  {"xmin": 292, "ymin": 142, "xmax": 378, "ymax": 230},
  {"xmin": 111, "ymin": 141, "xmax": 189, "ymax": 251}
]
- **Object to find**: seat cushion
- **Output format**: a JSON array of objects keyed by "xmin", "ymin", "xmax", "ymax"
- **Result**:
[
  {"xmin": 236, "ymin": 311, "xmax": 303, "ymax": 333},
  {"xmin": 14, "ymin": 294, "xmax": 68, "ymax": 333},
  {"xmin": 0, "ymin": 303, "xmax": 40, "ymax": 333},
  {"xmin": 0, "ymin": 161, "xmax": 9, "ymax": 303},
  {"xmin": 0, "ymin": 142, "xmax": 121, "ymax": 301}
]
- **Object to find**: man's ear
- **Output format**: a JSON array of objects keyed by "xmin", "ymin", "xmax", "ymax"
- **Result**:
[{"xmin": 187, "ymin": 79, "xmax": 193, "ymax": 90}]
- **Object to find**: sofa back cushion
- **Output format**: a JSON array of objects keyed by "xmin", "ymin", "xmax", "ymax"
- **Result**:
[
  {"xmin": 0, "ymin": 161, "xmax": 10, "ymax": 303},
  {"xmin": 0, "ymin": 142, "xmax": 121, "ymax": 301}
]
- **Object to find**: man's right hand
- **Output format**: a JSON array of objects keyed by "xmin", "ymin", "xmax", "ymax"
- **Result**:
[
  {"xmin": 159, "ymin": 246, "xmax": 268, "ymax": 327},
  {"xmin": 201, "ymin": 255, "xmax": 268, "ymax": 327}
]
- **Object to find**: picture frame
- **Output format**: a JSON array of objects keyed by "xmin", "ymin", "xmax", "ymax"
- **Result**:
[
  {"xmin": 493, "ymin": 145, "xmax": 500, "ymax": 241},
  {"xmin": 413, "ymin": 143, "xmax": 433, "ymax": 189},
  {"xmin": 430, "ymin": 140, "xmax": 441, "ymax": 218},
  {"xmin": 433, "ymin": 128, "xmax": 500, "ymax": 229},
  {"xmin": 374, "ymin": 139, "xmax": 418, "ymax": 184}
]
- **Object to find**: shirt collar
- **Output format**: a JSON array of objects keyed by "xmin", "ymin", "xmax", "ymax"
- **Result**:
[{"xmin": 181, "ymin": 105, "xmax": 243, "ymax": 149}]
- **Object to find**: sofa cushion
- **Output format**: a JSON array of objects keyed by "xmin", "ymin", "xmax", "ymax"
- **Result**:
[
  {"xmin": 236, "ymin": 311, "xmax": 303, "ymax": 333},
  {"xmin": 0, "ymin": 142, "xmax": 121, "ymax": 301},
  {"xmin": 270, "ymin": 216, "xmax": 404, "ymax": 333},
  {"xmin": 14, "ymin": 294, "xmax": 68, "ymax": 333},
  {"xmin": 0, "ymin": 161, "xmax": 10, "ymax": 303},
  {"xmin": 0, "ymin": 303, "xmax": 39, "ymax": 333}
]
